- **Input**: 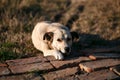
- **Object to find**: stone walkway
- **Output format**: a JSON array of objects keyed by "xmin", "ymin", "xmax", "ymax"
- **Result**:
[{"xmin": 0, "ymin": 48, "xmax": 120, "ymax": 80}]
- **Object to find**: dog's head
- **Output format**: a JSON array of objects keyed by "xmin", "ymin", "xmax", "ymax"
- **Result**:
[{"xmin": 43, "ymin": 26, "xmax": 79, "ymax": 55}]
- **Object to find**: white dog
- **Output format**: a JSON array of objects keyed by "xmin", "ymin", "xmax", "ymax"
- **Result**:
[{"xmin": 32, "ymin": 21, "xmax": 78, "ymax": 60}]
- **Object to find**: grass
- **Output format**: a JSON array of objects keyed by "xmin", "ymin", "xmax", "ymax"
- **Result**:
[
  {"xmin": 75, "ymin": 0, "xmax": 120, "ymax": 40},
  {"xmin": 0, "ymin": 0, "xmax": 120, "ymax": 61},
  {"xmin": 0, "ymin": 0, "xmax": 68, "ymax": 61},
  {"xmin": 0, "ymin": 42, "xmax": 17, "ymax": 61},
  {"xmin": 0, "ymin": 48, "xmax": 17, "ymax": 61}
]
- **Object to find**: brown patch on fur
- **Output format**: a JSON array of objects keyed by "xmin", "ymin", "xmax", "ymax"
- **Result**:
[
  {"xmin": 43, "ymin": 32, "xmax": 54, "ymax": 41},
  {"xmin": 43, "ymin": 32, "xmax": 54, "ymax": 49},
  {"xmin": 47, "ymin": 41, "xmax": 53, "ymax": 49}
]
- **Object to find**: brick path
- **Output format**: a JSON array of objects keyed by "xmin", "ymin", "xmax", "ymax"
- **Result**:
[{"xmin": 0, "ymin": 48, "xmax": 120, "ymax": 80}]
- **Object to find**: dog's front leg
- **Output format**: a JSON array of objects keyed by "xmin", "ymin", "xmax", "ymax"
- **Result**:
[{"xmin": 43, "ymin": 50, "xmax": 64, "ymax": 60}]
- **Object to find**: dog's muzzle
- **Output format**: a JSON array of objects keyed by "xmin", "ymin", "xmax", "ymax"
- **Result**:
[
  {"xmin": 65, "ymin": 47, "xmax": 70, "ymax": 53},
  {"xmin": 59, "ymin": 47, "xmax": 71, "ymax": 56}
]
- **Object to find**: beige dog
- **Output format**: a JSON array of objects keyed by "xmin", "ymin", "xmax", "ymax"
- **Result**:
[{"xmin": 32, "ymin": 21, "xmax": 78, "ymax": 60}]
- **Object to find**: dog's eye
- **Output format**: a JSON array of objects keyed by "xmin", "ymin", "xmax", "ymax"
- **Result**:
[
  {"xmin": 57, "ymin": 39, "xmax": 62, "ymax": 42},
  {"xmin": 67, "ymin": 38, "xmax": 71, "ymax": 41}
]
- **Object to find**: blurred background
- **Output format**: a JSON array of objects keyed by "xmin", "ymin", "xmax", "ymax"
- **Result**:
[{"xmin": 0, "ymin": 0, "xmax": 120, "ymax": 61}]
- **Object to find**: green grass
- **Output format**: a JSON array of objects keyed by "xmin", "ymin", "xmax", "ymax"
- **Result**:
[
  {"xmin": 0, "ymin": 49, "xmax": 17, "ymax": 61},
  {"xmin": 0, "ymin": 42, "xmax": 18, "ymax": 61}
]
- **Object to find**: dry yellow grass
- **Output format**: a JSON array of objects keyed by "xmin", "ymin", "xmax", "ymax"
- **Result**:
[{"xmin": 0, "ymin": 0, "xmax": 120, "ymax": 61}]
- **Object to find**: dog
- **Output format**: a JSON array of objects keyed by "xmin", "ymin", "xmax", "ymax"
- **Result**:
[{"xmin": 31, "ymin": 21, "xmax": 79, "ymax": 60}]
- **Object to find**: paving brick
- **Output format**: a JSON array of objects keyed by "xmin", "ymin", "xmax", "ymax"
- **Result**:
[
  {"xmin": 6, "ymin": 55, "xmax": 47, "ymax": 66},
  {"xmin": 80, "ymin": 47, "xmax": 120, "ymax": 53},
  {"xmin": 0, "ymin": 73, "xmax": 43, "ymax": 80},
  {"xmin": 43, "ymin": 67, "xmax": 79, "ymax": 80},
  {"xmin": 46, "ymin": 56, "xmax": 56, "ymax": 61},
  {"xmin": 110, "ymin": 65, "xmax": 120, "ymax": 76},
  {"xmin": 51, "ymin": 57, "xmax": 90, "ymax": 69},
  {"xmin": 43, "ymin": 71, "xmax": 57, "ymax": 80},
  {"xmin": 0, "ymin": 67, "xmax": 10, "ymax": 76},
  {"xmin": 0, "ymin": 63, "xmax": 7, "ymax": 67},
  {"xmin": 55, "ymin": 67, "xmax": 79, "ymax": 77},
  {"xmin": 9, "ymin": 62, "xmax": 54, "ymax": 74},
  {"xmin": 55, "ymin": 76, "xmax": 79, "ymax": 80},
  {"xmin": 79, "ymin": 59, "xmax": 120, "ymax": 73},
  {"xmin": 77, "ymin": 69, "xmax": 119, "ymax": 80},
  {"xmin": 87, "ymin": 53, "xmax": 120, "ymax": 60}
]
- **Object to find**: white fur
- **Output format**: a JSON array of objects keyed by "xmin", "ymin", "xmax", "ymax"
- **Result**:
[{"xmin": 31, "ymin": 21, "xmax": 72, "ymax": 60}]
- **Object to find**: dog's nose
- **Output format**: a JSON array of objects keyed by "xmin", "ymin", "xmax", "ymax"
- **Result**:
[{"xmin": 65, "ymin": 47, "xmax": 70, "ymax": 53}]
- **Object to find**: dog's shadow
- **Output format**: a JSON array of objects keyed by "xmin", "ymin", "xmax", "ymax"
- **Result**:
[{"xmin": 64, "ymin": 33, "xmax": 120, "ymax": 60}]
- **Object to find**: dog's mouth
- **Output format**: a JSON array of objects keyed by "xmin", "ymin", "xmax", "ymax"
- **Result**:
[{"xmin": 59, "ymin": 50, "xmax": 70, "ymax": 56}]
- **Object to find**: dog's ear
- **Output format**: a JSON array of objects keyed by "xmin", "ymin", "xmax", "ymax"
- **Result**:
[
  {"xmin": 71, "ymin": 31, "xmax": 79, "ymax": 42},
  {"xmin": 43, "ymin": 32, "xmax": 54, "ymax": 41}
]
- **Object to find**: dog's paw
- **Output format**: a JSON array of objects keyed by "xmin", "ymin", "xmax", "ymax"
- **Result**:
[
  {"xmin": 43, "ymin": 50, "xmax": 64, "ymax": 60},
  {"xmin": 54, "ymin": 51, "xmax": 64, "ymax": 60}
]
